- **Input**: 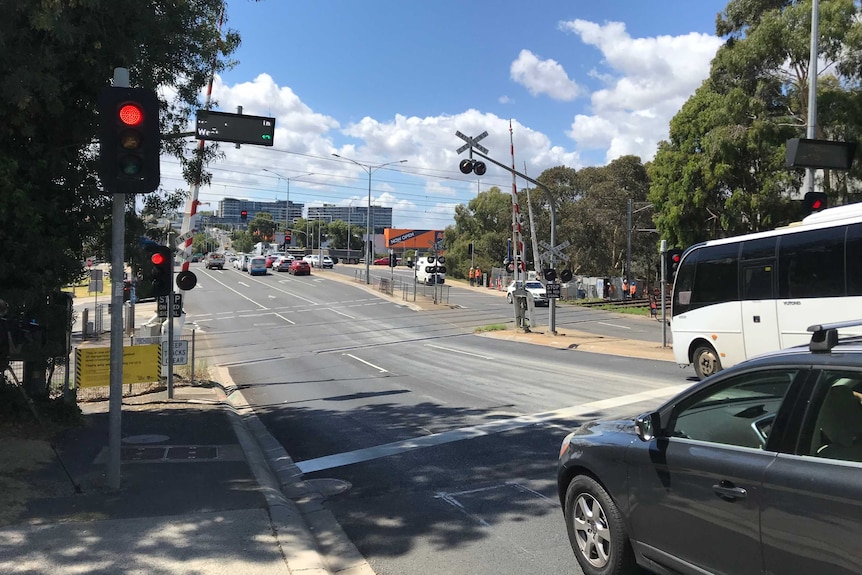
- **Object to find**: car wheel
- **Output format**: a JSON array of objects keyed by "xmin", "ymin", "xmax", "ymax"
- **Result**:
[
  {"xmin": 564, "ymin": 476, "xmax": 637, "ymax": 575},
  {"xmin": 506, "ymin": 293, "xmax": 513, "ymax": 304},
  {"xmin": 693, "ymin": 343, "xmax": 722, "ymax": 380}
]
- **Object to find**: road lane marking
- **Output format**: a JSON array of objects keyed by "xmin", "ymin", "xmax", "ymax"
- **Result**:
[
  {"xmin": 424, "ymin": 343, "xmax": 494, "ymax": 360},
  {"xmin": 343, "ymin": 353, "xmax": 389, "ymax": 373},
  {"xmin": 598, "ymin": 322, "xmax": 630, "ymax": 330},
  {"xmin": 295, "ymin": 384, "xmax": 690, "ymax": 474},
  {"xmin": 326, "ymin": 307, "xmax": 355, "ymax": 319}
]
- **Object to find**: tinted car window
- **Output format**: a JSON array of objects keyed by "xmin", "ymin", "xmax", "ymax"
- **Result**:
[
  {"xmin": 669, "ymin": 369, "xmax": 797, "ymax": 448},
  {"xmin": 801, "ymin": 370, "xmax": 862, "ymax": 463}
]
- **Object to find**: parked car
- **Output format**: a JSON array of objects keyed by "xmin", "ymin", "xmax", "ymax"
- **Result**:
[
  {"xmin": 505, "ymin": 280, "xmax": 548, "ymax": 306},
  {"xmin": 557, "ymin": 319, "xmax": 862, "ymax": 575},
  {"xmin": 191, "ymin": 253, "xmax": 203, "ymax": 262},
  {"xmin": 288, "ymin": 259, "xmax": 311, "ymax": 276},
  {"xmin": 275, "ymin": 255, "xmax": 294, "ymax": 272}
]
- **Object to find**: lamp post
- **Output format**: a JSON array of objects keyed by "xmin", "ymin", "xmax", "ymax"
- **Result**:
[
  {"xmin": 262, "ymin": 169, "xmax": 314, "ymax": 244},
  {"xmin": 331, "ymin": 154, "xmax": 407, "ymax": 284}
]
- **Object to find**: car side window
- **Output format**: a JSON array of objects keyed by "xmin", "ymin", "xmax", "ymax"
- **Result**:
[
  {"xmin": 669, "ymin": 369, "xmax": 797, "ymax": 449},
  {"xmin": 803, "ymin": 371, "xmax": 862, "ymax": 463}
]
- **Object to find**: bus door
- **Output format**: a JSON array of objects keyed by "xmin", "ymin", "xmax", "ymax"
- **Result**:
[{"xmin": 741, "ymin": 260, "xmax": 779, "ymax": 359}]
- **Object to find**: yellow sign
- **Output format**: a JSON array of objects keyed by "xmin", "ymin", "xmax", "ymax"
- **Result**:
[{"xmin": 75, "ymin": 344, "xmax": 162, "ymax": 388}]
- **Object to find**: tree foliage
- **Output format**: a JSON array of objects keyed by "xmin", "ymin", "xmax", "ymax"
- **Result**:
[
  {"xmin": 650, "ymin": 0, "xmax": 862, "ymax": 247},
  {"xmin": 0, "ymin": 0, "xmax": 241, "ymax": 320},
  {"xmin": 444, "ymin": 187, "xmax": 513, "ymax": 278}
]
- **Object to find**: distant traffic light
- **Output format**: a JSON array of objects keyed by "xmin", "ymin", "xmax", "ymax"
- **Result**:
[
  {"xmin": 98, "ymin": 87, "xmax": 160, "ymax": 194},
  {"xmin": 147, "ymin": 245, "xmax": 173, "ymax": 297},
  {"xmin": 240, "ymin": 210, "xmax": 248, "ymax": 221},
  {"xmin": 284, "ymin": 230, "xmax": 291, "ymax": 243},
  {"xmin": 389, "ymin": 252, "xmax": 397, "ymax": 267},
  {"xmin": 802, "ymin": 192, "xmax": 828, "ymax": 216},
  {"xmin": 664, "ymin": 248, "xmax": 683, "ymax": 283}
]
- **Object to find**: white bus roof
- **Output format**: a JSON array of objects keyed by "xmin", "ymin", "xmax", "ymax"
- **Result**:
[{"xmin": 690, "ymin": 202, "xmax": 862, "ymax": 250}]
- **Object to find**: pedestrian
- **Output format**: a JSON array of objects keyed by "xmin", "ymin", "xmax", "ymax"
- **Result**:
[
  {"xmin": 630, "ymin": 280, "xmax": 637, "ymax": 298},
  {"xmin": 469, "ymin": 266, "xmax": 475, "ymax": 286},
  {"xmin": 475, "ymin": 266, "xmax": 482, "ymax": 287}
]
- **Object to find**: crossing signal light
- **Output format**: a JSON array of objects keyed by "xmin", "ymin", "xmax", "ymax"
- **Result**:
[
  {"xmin": 543, "ymin": 268, "xmax": 557, "ymax": 282},
  {"xmin": 560, "ymin": 269, "xmax": 573, "ymax": 283},
  {"xmin": 240, "ymin": 210, "xmax": 248, "ymax": 221},
  {"xmin": 98, "ymin": 87, "xmax": 160, "ymax": 194},
  {"xmin": 802, "ymin": 192, "xmax": 828, "ymax": 216},
  {"xmin": 664, "ymin": 248, "xmax": 683, "ymax": 283},
  {"xmin": 147, "ymin": 245, "xmax": 173, "ymax": 297},
  {"xmin": 285, "ymin": 230, "xmax": 291, "ymax": 242},
  {"xmin": 459, "ymin": 159, "xmax": 487, "ymax": 176}
]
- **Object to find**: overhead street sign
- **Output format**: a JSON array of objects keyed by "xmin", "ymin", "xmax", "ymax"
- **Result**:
[
  {"xmin": 455, "ymin": 130, "xmax": 489, "ymax": 155},
  {"xmin": 195, "ymin": 110, "xmax": 276, "ymax": 147}
]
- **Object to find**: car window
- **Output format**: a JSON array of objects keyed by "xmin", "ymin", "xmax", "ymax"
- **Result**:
[
  {"xmin": 802, "ymin": 371, "xmax": 862, "ymax": 463},
  {"xmin": 669, "ymin": 369, "xmax": 797, "ymax": 449}
]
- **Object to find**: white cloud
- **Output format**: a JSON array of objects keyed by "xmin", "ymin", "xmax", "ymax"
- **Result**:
[
  {"xmin": 558, "ymin": 19, "xmax": 722, "ymax": 162},
  {"xmin": 498, "ymin": 95, "xmax": 513, "ymax": 104},
  {"xmin": 510, "ymin": 49, "xmax": 581, "ymax": 101}
]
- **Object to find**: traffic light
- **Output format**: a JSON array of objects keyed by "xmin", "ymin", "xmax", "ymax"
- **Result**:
[
  {"xmin": 98, "ymin": 87, "xmax": 160, "ymax": 194},
  {"xmin": 389, "ymin": 252, "xmax": 397, "ymax": 267},
  {"xmin": 468, "ymin": 242, "xmax": 474, "ymax": 256},
  {"xmin": 802, "ymin": 192, "xmax": 828, "ymax": 216},
  {"xmin": 240, "ymin": 210, "xmax": 248, "ymax": 221},
  {"xmin": 285, "ymin": 230, "xmax": 291, "ymax": 243},
  {"xmin": 664, "ymin": 248, "xmax": 683, "ymax": 283},
  {"xmin": 147, "ymin": 244, "xmax": 173, "ymax": 297}
]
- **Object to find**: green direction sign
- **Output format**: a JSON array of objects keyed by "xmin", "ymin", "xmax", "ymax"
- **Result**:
[{"xmin": 195, "ymin": 110, "xmax": 275, "ymax": 147}]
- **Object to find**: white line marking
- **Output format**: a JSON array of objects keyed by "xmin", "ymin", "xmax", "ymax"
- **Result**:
[
  {"xmin": 295, "ymin": 384, "xmax": 689, "ymax": 474},
  {"xmin": 326, "ymin": 307, "xmax": 355, "ymax": 319},
  {"xmin": 598, "ymin": 322, "xmax": 630, "ymax": 330},
  {"xmin": 343, "ymin": 353, "xmax": 389, "ymax": 373},
  {"xmin": 424, "ymin": 343, "xmax": 493, "ymax": 360}
]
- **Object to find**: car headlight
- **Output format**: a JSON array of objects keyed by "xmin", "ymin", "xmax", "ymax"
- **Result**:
[{"xmin": 559, "ymin": 431, "xmax": 576, "ymax": 458}]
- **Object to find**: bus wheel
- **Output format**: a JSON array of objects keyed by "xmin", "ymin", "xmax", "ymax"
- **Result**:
[{"xmin": 693, "ymin": 344, "xmax": 721, "ymax": 380}]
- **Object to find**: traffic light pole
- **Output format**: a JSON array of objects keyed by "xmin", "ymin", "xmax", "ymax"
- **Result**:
[{"xmin": 107, "ymin": 68, "xmax": 130, "ymax": 491}]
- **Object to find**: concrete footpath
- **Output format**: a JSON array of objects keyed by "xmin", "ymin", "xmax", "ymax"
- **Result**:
[{"xmin": 1, "ymin": 296, "xmax": 373, "ymax": 575}]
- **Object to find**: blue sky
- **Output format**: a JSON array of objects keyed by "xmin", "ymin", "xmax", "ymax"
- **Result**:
[{"xmin": 168, "ymin": 0, "xmax": 730, "ymax": 230}]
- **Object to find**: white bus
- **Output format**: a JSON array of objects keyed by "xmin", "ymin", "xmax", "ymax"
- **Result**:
[{"xmin": 671, "ymin": 202, "xmax": 862, "ymax": 379}]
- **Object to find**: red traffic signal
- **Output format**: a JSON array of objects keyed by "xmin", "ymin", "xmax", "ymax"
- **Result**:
[
  {"xmin": 98, "ymin": 87, "xmax": 160, "ymax": 194},
  {"xmin": 240, "ymin": 210, "xmax": 248, "ymax": 221},
  {"xmin": 150, "ymin": 251, "xmax": 167, "ymax": 266},
  {"xmin": 802, "ymin": 192, "xmax": 828, "ymax": 216},
  {"xmin": 664, "ymin": 248, "xmax": 684, "ymax": 283}
]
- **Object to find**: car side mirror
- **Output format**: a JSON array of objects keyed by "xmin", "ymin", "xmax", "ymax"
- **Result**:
[{"xmin": 635, "ymin": 412, "xmax": 660, "ymax": 442}]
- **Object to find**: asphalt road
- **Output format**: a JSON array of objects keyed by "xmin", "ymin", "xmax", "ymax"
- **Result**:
[{"xmin": 183, "ymin": 263, "xmax": 691, "ymax": 575}]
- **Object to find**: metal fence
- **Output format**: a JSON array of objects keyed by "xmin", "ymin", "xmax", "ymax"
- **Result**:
[{"xmin": 3, "ymin": 331, "xmax": 200, "ymax": 403}]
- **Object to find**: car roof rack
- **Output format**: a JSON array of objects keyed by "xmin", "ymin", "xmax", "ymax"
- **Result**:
[{"xmin": 807, "ymin": 319, "xmax": 862, "ymax": 353}]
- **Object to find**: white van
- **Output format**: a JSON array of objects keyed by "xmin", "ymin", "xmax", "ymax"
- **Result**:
[
  {"xmin": 248, "ymin": 256, "xmax": 267, "ymax": 276},
  {"xmin": 414, "ymin": 255, "xmax": 446, "ymax": 285}
]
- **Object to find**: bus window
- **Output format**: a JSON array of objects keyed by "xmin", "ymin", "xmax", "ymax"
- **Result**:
[
  {"xmin": 778, "ymin": 226, "xmax": 846, "ymax": 299},
  {"xmin": 673, "ymin": 244, "xmax": 742, "ymax": 316},
  {"xmin": 743, "ymin": 263, "xmax": 774, "ymax": 300},
  {"xmin": 741, "ymin": 237, "xmax": 777, "ymax": 260},
  {"xmin": 846, "ymin": 224, "xmax": 862, "ymax": 296}
]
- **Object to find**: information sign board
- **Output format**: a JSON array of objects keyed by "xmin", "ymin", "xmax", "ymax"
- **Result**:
[{"xmin": 195, "ymin": 110, "xmax": 276, "ymax": 146}]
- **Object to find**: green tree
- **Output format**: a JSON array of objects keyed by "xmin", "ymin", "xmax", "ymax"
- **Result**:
[
  {"xmin": 444, "ymin": 186, "xmax": 514, "ymax": 278},
  {"xmin": 650, "ymin": 0, "xmax": 862, "ymax": 246},
  {"xmin": 248, "ymin": 212, "xmax": 277, "ymax": 243}
]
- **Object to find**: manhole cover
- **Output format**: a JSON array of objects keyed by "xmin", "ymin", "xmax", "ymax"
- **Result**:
[
  {"xmin": 166, "ymin": 446, "xmax": 218, "ymax": 460},
  {"xmin": 123, "ymin": 434, "xmax": 170, "ymax": 445}
]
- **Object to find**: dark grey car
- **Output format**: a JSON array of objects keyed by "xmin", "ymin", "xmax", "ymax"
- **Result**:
[{"xmin": 557, "ymin": 321, "xmax": 862, "ymax": 575}]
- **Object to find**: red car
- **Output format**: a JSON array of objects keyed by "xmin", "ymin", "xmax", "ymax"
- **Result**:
[
  {"xmin": 374, "ymin": 256, "xmax": 401, "ymax": 266},
  {"xmin": 288, "ymin": 259, "xmax": 311, "ymax": 276},
  {"xmin": 265, "ymin": 253, "xmax": 283, "ymax": 268}
]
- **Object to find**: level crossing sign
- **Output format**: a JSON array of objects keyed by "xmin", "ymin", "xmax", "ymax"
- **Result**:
[
  {"xmin": 539, "ymin": 240, "xmax": 570, "ymax": 263},
  {"xmin": 455, "ymin": 130, "xmax": 489, "ymax": 155}
]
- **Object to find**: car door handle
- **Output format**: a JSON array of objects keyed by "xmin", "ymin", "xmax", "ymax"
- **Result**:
[{"xmin": 713, "ymin": 482, "xmax": 747, "ymax": 501}]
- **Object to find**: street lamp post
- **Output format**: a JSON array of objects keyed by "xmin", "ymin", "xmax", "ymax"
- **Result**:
[
  {"xmin": 331, "ymin": 154, "xmax": 407, "ymax": 284},
  {"xmin": 262, "ymin": 169, "xmax": 314, "ymax": 245}
]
